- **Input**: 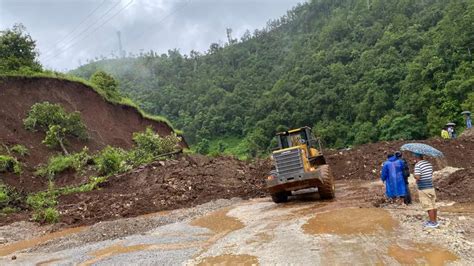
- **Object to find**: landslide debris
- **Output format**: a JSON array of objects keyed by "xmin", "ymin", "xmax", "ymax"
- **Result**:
[
  {"xmin": 325, "ymin": 137, "xmax": 474, "ymax": 204},
  {"xmin": 56, "ymin": 155, "xmax": 269, "ymax": 226},
  {"xmin": 0, "ymin": 76, "xmax": 184, "ymax": 193},
  {"xmin": 436, "ymin": 168, "xmax": 474, "ymax": 203},
  {"xmin": 326, "ymin": 138, "xmax": 474, "ymax": 181}
]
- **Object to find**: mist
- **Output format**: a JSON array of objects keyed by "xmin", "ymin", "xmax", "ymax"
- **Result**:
[{"xmin": 0, "ymin": 0, "xmax": 306, "ymax": 71}]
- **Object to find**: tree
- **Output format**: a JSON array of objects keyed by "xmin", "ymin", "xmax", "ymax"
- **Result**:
[
  {"xmin": 24, "ymin": 102, "xmax": 88, "ymax": 154},
  {"xmin": 90, "ymin": 71, "xmax": 121, "ymax": 101},
  {"xmin": 0, "ymin": 24, "xmax": 41, "ymax": 73},
  {"xmin": 70, "ymin": 0, "xmax": 474, "ymax": 153},
  {"xmin": 132, "ymin": 127, "xmax": 181, "ymax": 156},
  {"xmin": 195, "ymin": 139, "xmax": 210, "ymax": 154}
]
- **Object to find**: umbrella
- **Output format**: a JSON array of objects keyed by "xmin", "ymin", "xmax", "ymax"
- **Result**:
[
  {"xmin": 446, "ymin": 122, "xmax": 456, "ymax": 126},
  {"xmin": 461, "ymin": 111, "xmax": 471, "ymax": 115},
  {"xmin": 400, "ymin": 143, "xmax": 444, "ymax": 158}
]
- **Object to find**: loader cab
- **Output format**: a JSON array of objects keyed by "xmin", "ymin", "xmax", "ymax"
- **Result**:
[{"xmin": 276, "ymin": 127, "xmax": 313, "ymax": 150}]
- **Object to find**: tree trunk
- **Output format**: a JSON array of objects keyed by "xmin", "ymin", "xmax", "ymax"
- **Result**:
[{"xmin": 59, "ymin": 138, "xmax": 69, "ymax": 155}]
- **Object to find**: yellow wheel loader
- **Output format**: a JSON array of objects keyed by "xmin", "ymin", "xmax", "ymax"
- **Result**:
[{"xmin": 266, "ymin": 126, "xmax": 335, "ymax": 203}]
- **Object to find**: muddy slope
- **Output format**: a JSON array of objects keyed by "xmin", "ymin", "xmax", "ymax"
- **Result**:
[
  {"xmin": 54, "ymin": 136, "xmax": 474, "ymax": 227},
  {"xmin": 326, "ymin": 138, "xmax": 474, "ymax": 181},
  {"xmin": 0, "ymin": 76, "xmax": 184, "ymax": 192},
  {"xmin": 56, "ymin": 155, "xmax": 268, "ymax": 226}
]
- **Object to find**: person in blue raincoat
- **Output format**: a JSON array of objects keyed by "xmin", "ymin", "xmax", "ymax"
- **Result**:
[{"xmin": 381, "ymin": 153, "xmax": 407, "ymax": 204}]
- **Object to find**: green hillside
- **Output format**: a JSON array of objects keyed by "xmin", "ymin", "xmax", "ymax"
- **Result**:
[{"xmin": 71, "ymin": 0, "xmax": 474, "ymax": 156}]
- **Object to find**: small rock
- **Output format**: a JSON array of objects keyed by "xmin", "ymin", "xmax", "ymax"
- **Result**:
[
  {"xmin": 458, "ymin": 216, "xmax": 466, "ymax": 221},
  {"xmin": 11, "ymin": 255, "xmax": 16, "ymax": 260}
]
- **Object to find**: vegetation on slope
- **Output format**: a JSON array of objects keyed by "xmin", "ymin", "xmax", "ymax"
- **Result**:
[
  {"xmin": 0, "ymin": 24, "xmax": 180, "ymax": 134},
  {"xmin": 72, "ymin": 0, "xmax": 473, "ymax": 155},
  {"xmin": 0, "ymin": 24, "xmax": 184, "ymax": 223}
]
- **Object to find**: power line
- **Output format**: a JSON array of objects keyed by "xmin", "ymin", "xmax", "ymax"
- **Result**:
[
  {"xmin": 42, "ymin": 0, "xmax": 126, "ymax": 60},
  {"xmin": 43, "ymin": 0, "xmax": 108, "ymax": 50},
  {"xmin": 43, "ymin": 0, "xmax": 191, "ymax": 67},
  {"xmin": 134, "ymin": 0, "xmax": 191, "ymax": 43}
]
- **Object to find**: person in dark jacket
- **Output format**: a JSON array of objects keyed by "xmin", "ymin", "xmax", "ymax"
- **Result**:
[{"xmin": 395, "ymin": 151, "xmax": 411, "ymax": 204}]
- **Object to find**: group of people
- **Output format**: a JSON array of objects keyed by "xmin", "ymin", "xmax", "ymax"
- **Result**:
[
  {"xmin": 381, "ymin": 151, "xmax": 438, "ymax": 228},
  {"xmin": 440, "ymin": 111, "xmax": 471, "ymax": 139},
  {"xmin": 441, "ymin": 126, "xmax": 456, "ymax": 139}
]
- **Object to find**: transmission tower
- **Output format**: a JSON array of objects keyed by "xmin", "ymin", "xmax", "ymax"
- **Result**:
[{"xmin": 117, "ymin": 31, "xmax": 125, "ymax": 58}]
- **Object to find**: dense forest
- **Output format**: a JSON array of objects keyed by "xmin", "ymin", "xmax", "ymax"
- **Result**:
[{"xmin": 71, "ymin": 0, "xmax": 474, "ymax": 156}]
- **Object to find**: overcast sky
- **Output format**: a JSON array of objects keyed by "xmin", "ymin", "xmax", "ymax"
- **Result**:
[{"xmin": 0, "ymin": 0, "xmax": 306, "ymax": 71}]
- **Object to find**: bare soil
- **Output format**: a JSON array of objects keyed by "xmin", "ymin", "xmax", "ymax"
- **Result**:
[
  {"xmin": 0, "ymin": 76, "xmax": 472, "ymax": 231},
  {"xmin": 0, "ymin": 76, "xmax": 185, "ymax": 193},
  {"xmin": 326, "ymin": 138, "xmax": 474, "ymax": 180},
  {"xmin": 55, "ymin": 155, "xmax": 268, "ymax": 227},
  {"xmin": 437, "ymin": 168, "xmax": 474, "ymax": 203}
]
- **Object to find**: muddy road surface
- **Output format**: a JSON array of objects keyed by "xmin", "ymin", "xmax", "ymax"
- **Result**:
[{"xmin": 1, "ymin": 179, "xmax": 473, "ymax": 265}]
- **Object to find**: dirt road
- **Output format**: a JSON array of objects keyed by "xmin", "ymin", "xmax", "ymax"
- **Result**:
[{"xmin": 1, "ymin": 177, "xmax": 473, "ymax": 265}]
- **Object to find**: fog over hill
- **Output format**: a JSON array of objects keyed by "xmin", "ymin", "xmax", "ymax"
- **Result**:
[{"xmin": 0, "ymin": 0, "xmax": 305, "ymax": 71}]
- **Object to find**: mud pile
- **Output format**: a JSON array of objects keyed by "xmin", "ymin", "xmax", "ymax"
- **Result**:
[
  {"xmin": 0, "ymin": 77, "xmax": 184, "ymax": 193},
  {"xmin": 459, "ymin": 128, "xmax": 474, "ymax": 139},
  {"xmin": 56, "ymin": 155, "xmax": 269, "ymax": 226},
  {"xmin": 326, "ymin": 137, "xmax": 473, "ymax": 204},
  {"xmin": 436, "ymin": 168, "xmax": 474, "ymax": 203},
  {"xmin": 326, "ymin": 138, "xmax": 474, "ymax": 181}
]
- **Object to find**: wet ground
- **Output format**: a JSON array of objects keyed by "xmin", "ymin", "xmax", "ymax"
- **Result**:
[{"xmin": 0, "ymin": 179, "xmax": 473, "ymax": 265}]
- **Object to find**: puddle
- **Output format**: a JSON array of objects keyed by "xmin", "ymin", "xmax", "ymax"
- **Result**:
[
  {"xmin": 439, "ymin": 203, "xmax": 474, "ymax": 213},
  {"xmin": 36, "ymin": 258, "xmax": 64, "ymax": 266},
  {"xmin": 388, "ymin": 244, "xmax": 458, "ymax": 265},
  {"xmin": 80, "ymin": 244, "xmax": 153, "ymax": 266},
  {"xmin": 139, "ymin": 210, "xmax": 172, "ymax": 218},
  {"xmin": 197, "ymin": 254, "xmax": 259, "ymax": 266},
  {"xmin": 81, "ymin": 232, "xmax": 233, "ymax": 265},
  {"xmin": 190, "ymin": 208, "xmax": 244, "ymax": 234},
  {"xmin": 320, "ymin": 241, "xmax": 386, "ymax": 265},
  {"xmin": 302, "ymin": 208, "xmax": 397, "ymax": 235},
  {"xmin": 290, "ymin": 203, "xmax": 328, "ymax": 216},
  {"xmin": 245, "ymin": 232, "xmax": 273, "ymax": 245},
  {"xmin": 0, "ymin": 226, "xmax": 86, "ymax": 257}
]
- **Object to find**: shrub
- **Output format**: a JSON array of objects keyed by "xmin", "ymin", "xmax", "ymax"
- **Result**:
[
  {"xmin": 24, "ymin": 102, "xmax": 88, "ymax": 154},
  {"xmin": 195, "ymin": 138, "xmax": 210, "ymax": 154},
  {"xmin": 0, "ymin": 184, "xmax": 10, "ymax": 206},
  {"xmin": 94, "ymin": 146, "xmax": 128, "ymax": 176},
  {"xmin": 36, "ymin": 147, "xmax": 90, "ymax": 179},
  {"xmin": 42, "ymin": 125, "xmax": 68, "ymax": 150},
  {"xmin": 90, "ymin": 71, "xmax": 122, "ymax": 101},
  {"xmin": 0, "ymin": 184, "xmax": 21, "ymax": 211},
  {"xmin": 132, "ymin": 127, "xmax": 181, "ymax": 157},
  {"xmin": 10, "ymin": 144, "xmax": 28, "ymax": 156},
  {"xmin": 26, "ymin": 190, "xmax": 57, "ymax": 211},
  {"xmin": 126, "ymin": 148, "xmax": 153, "ymax": 167},
  {"xmin": 60, "ymin": 176, "xmax": 108, "ymax": 195},
  {"xmin": 1, "ymin": 206, "xmax": 18, "ymax": 215},
  {"xmin": 32, "ymin": 207, "xmax": 59, "ymax": 223},
  {"xmin": 0, "ymin": 155, "xmax": 21, "ymax": 174}
]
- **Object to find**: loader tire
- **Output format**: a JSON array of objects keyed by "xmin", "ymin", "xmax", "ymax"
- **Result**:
[
  {"xmin": 318, "ymin": 164, "xmax": 335, "ymax": 199},
  {"xmin": 271, "ymin": 192, "xmax": 288, "ymax": 203}
]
